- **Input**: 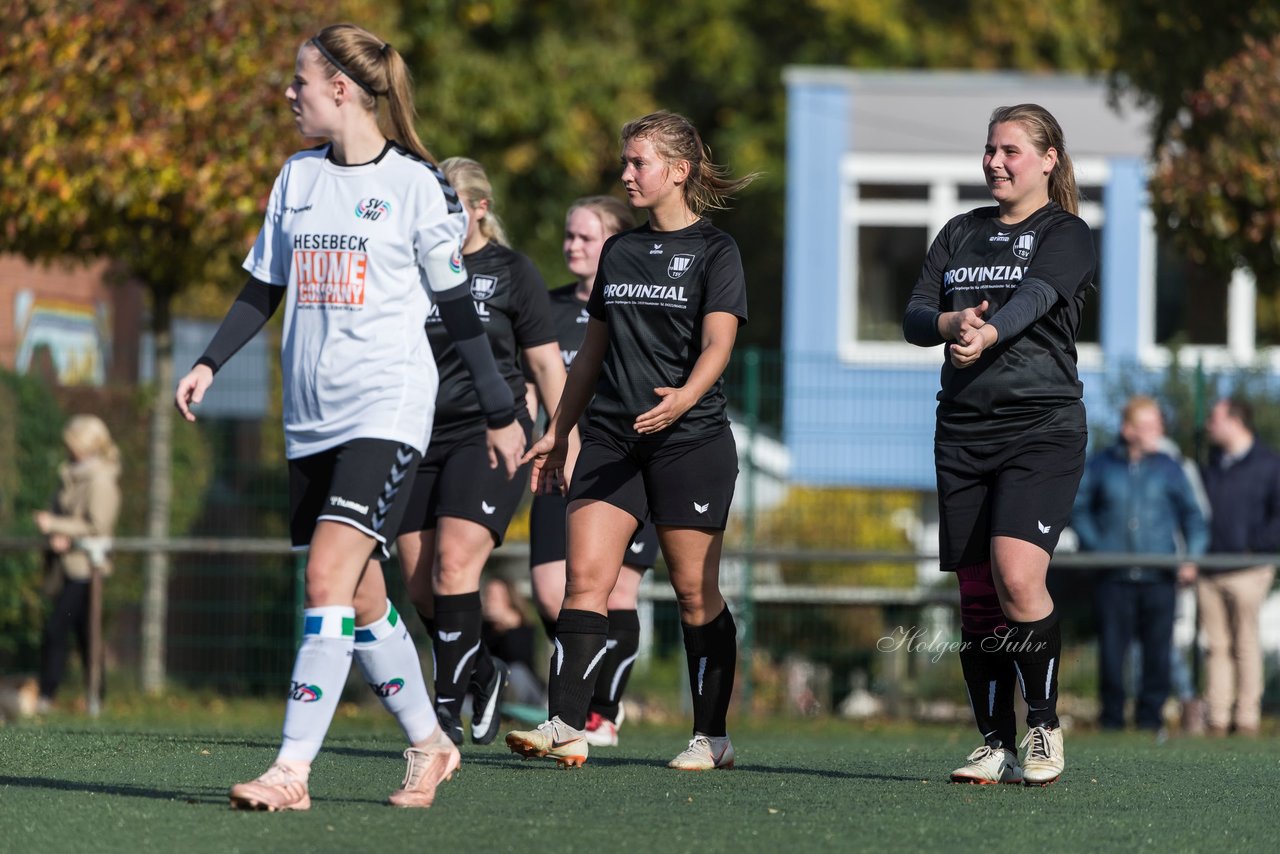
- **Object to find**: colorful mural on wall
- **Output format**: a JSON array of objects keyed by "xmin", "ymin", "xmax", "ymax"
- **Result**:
[{"xmin": 13, "ymin": 289, "xmax": 109, "ymax": 385}]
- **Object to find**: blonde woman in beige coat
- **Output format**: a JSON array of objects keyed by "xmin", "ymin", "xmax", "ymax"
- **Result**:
[{"xmin": 34, "ymin": 414, "xmax": 121, "ymax": 711}]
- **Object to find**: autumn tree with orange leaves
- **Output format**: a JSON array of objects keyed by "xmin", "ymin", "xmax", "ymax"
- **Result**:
[{"xmin": 0, "ymin": 0, "xmax": 395, "ymax": 692}]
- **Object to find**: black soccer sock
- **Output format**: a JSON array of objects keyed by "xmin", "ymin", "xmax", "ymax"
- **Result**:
[
  {"xmin": 589, "ymin": 609, "xmax": 641, "ymax": 722},
  {"xmin": 959, "ymin": 630, "xmax": 1019, "ymax": 749},
  {"xmin": 547, "ymin": 609, "xmax": 610, "ymax": 730},
  {"xmin": 681, "ymin": 606, "xmax": 737, "ymax": 737},
  {"xmin": 1007, "ymin": 610, "xmax": 1062, "ymax": 729},
  {"xmin": 431, "ymin": 592, "xmax": 484, "ymax": 718}
]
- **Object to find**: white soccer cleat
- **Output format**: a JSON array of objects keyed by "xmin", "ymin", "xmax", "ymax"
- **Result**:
[
  {"xmin": 504, "ymin": 716, "xmax": 588, "ymax": 768},
  {"xmin": 388, "ymin": 729, "xmax": 461, "ymax": 808},
  {"xmin": 668, "ymin": 734, "xmax": 735, "ymax": 771},
  {"xmin": 1019, "ymin": 725, "xmax": 1064, "ymax": 786},
  {"xmin": 228, "ymin": 760, "xmax": 311, "ymax": 811},
  {"xmin": 584, "ymin": 707, "xmax": 623, "ymax": 747},
  {"xmin": 949, "ymin": 743, "xmax": 1023, "ymax": 785}
]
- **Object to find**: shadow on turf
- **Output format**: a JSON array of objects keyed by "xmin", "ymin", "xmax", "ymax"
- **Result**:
[
  {"xmin": 0, "ymin": 775, "xmax": 226, "ymax": 804},
  {"xmin": 454, "ymin": 753, "xmax": 921, "ymax": 781}
]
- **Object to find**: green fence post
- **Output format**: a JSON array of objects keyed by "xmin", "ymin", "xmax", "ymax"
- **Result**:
[{"xmin": 740, "ymin": 346, "xmax": 760, "ymax": 713}]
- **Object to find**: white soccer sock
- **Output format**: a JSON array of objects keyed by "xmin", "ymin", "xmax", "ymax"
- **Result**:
[
  {"xmin": 277, "ymin": 606, "xmax": 356, "ymax": 763},
  {"xmin": 354, "ymin": 600, "xmax": 438, "ymax": 745}
]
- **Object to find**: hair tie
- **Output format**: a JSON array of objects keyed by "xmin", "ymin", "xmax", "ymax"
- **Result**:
[
  {"xmin": 380, "ymin": 42, "xmax": 392, "ymax": 57},
  {"xmin": 309, "ymin": 37, "xmax": 383, "ymax": 98}
]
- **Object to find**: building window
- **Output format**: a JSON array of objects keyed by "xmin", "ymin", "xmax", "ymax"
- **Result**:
[
  {"xmin": 856, "ymin": 226, "xmax": 929, "ymax": 342},
  {"xmin": 1155, "ymin": 239, "xmax": 1228, "ymax": 346}
]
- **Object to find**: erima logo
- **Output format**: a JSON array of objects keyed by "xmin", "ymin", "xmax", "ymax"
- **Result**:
[
  {"xmin": 354, "ymin": 197, "xmax": 391, "ymax": 221},
  {"xmin": 943, "ymin": 265, "xmax": 1026, "ymax": 286},
  {"xmin": 649, "ymin": 243, "xmax": 664, "ymax": 255},
  {"xmin": 629, "ymin": 541, "xmax": 644, "ymax": 554},
  {"xmin": 668, "ymin": 254, "xmax": 695, "ymax": 279},
  {"xmin": 329, "ymin": 495, "xmax": 369, "ymax": 514},
  {"xmin": 1013, "ymin": 231, "xmax": 1036, "ymax": 260},
  {"xmin": 1037, "ymin": 521, "xmax": 1052, "ymax": 534},
  {"xmin": 290, "ymin": 681, "xmax": 323, "ymax": 702},
  {"xmin": 370, "ymin": 678, "xmax": 404, "ymax": 698},
  {"xmin": 481, "ymin": 500, "xmax": 496, "ymax": 515},
  {"xmin": 438, "ymin": 630, "xmax": 462, "ymax": 642},
  {"xmin": 989, "ymin": 231, "xmax": 1011, "ymax": 243},
  {"xmin": 694, "ymin": 501, "xmax": 709, "ymax": 514},
  {"xmin": 576, "ymin": 308, "xmax": 589, "ymax": 323},
  {"xmin": 470, "ymin": 274, "xmax": 497, "ymax": 301}
]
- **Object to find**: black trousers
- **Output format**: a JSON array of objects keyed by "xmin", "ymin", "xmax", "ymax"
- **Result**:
[
  {"xmin": 1095, "ymin": 575, "xmax": 1176, "ymax": 730},
  {"xmin": 39, "ymin": 578, "xmax": 91, "ymax": 700}
]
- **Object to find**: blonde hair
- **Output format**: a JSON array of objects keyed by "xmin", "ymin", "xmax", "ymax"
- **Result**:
[
  {"xmin": 566, "ymin": 195, "xmax": 635, "ymax": 239},
  {"xmin": 1122, "ymin": 395, "xmax": 1162, "ymax": 427},
  {"xmin": 63, "ymin": 415, "xmax": 119, "ymax": 464},
  {"xmin": 620, "ymin": 111, "xmax": 758, "ymax": 216},
  {"xmin": 309, "ymin": 23, "xmax": 436, "ymax": 164},
  {"xmin": 987, "ymin": 104, "xmax": 1079, "ymax": 216},
  {"xmin": 441, "ymin": 157, "xmax": 510, "ymax": 247}
]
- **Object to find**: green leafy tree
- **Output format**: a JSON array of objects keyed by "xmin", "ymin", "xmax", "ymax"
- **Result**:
[{"xmin": 1149, "ymin": 35, "xmax": 1280, "ymax": 305}]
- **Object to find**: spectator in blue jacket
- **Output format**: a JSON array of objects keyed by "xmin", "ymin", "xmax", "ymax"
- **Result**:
[
  {"xmin": 1199, "ymin": 397, "xmax": 1280, "ymax": 736},
  {"xmin": 1072, "ymin": 396, "xmax": 1208, "ymax": 731}
]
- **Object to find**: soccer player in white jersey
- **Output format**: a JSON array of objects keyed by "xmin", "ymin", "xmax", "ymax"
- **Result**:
[
  {"xmin": 508, "ymin": 112, "xmax": 756, "ymax": 771},
  {"xmin": 175, "ymin": 23, "xmax": 525, "ymax": 811},
  {"xmin": 903, "ymin": 104, "xmax": 1097, "ymax": 786},
  {"xmin": 524, "ymin": 195, "xmax": 658, "ymax": 748}
]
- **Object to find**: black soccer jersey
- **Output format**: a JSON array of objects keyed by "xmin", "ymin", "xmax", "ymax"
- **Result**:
[
  {"xmin": 427, "ymin": 241, "xmax": 557, "ymax": 436},
  {"xmin": 906, "ymin": 201, "xmax": 1096, "ymax": 445},
  {"xmin": 547, "ymin": 282, "xmax": 592, "ymax": 370},
  {"xmin": 586, "ymin": 218, "xmax": 747, "ymax": 440}
]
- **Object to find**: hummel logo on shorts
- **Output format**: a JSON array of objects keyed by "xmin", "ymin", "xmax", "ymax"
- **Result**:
[
  {"xmin": 481, "ymin": 501, "xmax": 496, "ymax": 515},
  {"xmin": 1037, "ymin": 521, "xmax": 1051, "ymax": 534},
  {"xmin": 693, "ymin": 501, "xmax": 709, "ymax": 514}
]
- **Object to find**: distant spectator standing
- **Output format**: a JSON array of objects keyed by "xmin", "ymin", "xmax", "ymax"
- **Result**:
[
  {"xmin": 1072, "ymin": 396, "xmax": 1207, "ymax": 731},
  {"xmin": 34, "ymin": 415, "xmax": 122, "ymax": 713},
  {"xmin": 1199, "ymin": 397, "xmax": 1280, "ymax": 737}
]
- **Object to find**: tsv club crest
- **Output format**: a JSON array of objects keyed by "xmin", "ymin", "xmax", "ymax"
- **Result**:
[
  {"xmin": 668, "ymin": 254, "xmax": 695, "ymax": 279},
  {"xmin": 470, "ymin": 274, "xmax": 498, "ymax": 301},
  {"xmin": 1012, "ymin": 231, "xmax": 1035, "ymax": 260}
]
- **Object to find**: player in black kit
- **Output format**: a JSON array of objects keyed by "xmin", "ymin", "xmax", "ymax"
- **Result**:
[
  {"xmin": 507, "ymin": 112, "xmax": 756, "ymax": 771},
  {"xmin": 394, "ymin": 157, "xmax": 567, "ymax": 747},
  {"xmin": 903, "ymin": 104, "xmax": 1096, "ymax": 787},
  {"xmin": 525, "ymin": 195, "xmax": 657, "ymax": 748}
]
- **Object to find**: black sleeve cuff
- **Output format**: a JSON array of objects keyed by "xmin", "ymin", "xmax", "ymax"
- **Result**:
[{"xmin": 194, "ymin": 356, "xmax": 220, "ymax": 375}]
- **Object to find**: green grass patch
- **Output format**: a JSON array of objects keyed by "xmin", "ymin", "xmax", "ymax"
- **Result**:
[{"xmin": 1, "ymin": 713, "xmax": 1276, "ymax": 853}]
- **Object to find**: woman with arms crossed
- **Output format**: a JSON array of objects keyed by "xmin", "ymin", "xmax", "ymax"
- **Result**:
[
  {"xmin": 175, "ymin": 23, "xmax": 523, "ymax": 810},
  {"xmin": 508, "ymin": 111, "xmax": 754, "ymax": 770},
  {"xmin": 903, "ymin": 104, "xmax": 1096, "ymax": 786}
]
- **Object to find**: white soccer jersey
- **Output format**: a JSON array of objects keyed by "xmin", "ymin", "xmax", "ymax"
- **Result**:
[{"xmin": 243, "ymin": 143, "xmax": 467, "ymax": 458}]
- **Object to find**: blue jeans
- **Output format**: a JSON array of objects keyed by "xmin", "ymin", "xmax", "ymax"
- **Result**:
[{"xmin": 1095, "ymin": 575, "xmax": 1176, "ymax": 729}]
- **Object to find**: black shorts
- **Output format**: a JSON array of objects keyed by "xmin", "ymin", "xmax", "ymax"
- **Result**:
[
  {"xmin": 566, "ymin": 425, "xmax": 738, "ymax": 530},
  {"xmin": 396, "ymin": 417, "xmax": 533, "ymax": 544},
  {"xmin": 528, "ymin": 491, "xmax": 659, "ymax": 569},
  {"xmin": 935, "ymin": 430, "xmax": 1086, "ymax": 571},
  {"xmin": 289, "ymin": 439, "xmax": 422, "ymax": 560}
]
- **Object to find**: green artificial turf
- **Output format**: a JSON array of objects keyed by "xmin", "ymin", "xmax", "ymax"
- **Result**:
[{"xmin": 1, "ymin": 714, "xmax": 1276, "ymax": 853}]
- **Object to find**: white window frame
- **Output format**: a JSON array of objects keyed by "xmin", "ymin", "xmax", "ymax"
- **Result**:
[{"xmin": 836, "ymin": 154, "xmax": 1108, "ymax": 369}]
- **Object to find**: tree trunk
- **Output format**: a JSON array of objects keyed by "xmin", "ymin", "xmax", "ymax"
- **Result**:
[{"xmin": 141, "ymin": 289, "xmax": 173, "ymax": 695}]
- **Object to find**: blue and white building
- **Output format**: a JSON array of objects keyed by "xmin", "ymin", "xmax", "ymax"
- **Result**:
[{"xmin": 783, "ymin": 69, "xmax": 1259, "ymax": 490}]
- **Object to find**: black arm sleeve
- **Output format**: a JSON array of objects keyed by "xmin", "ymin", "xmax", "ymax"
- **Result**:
[
  {"xmin": 903, "ymin": 307, "xmax": 944, "ymax": 346},
  {"xmin": 435, "ymin": 282, "xmax": 518, "ymax": 428},
  {"xmin": 196, "ymin": 278, "xmax": 284, "ymax": 373},
  {"xmin": 985, "ymin": 278, "xmax": 1058, "ymax": 341}
]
